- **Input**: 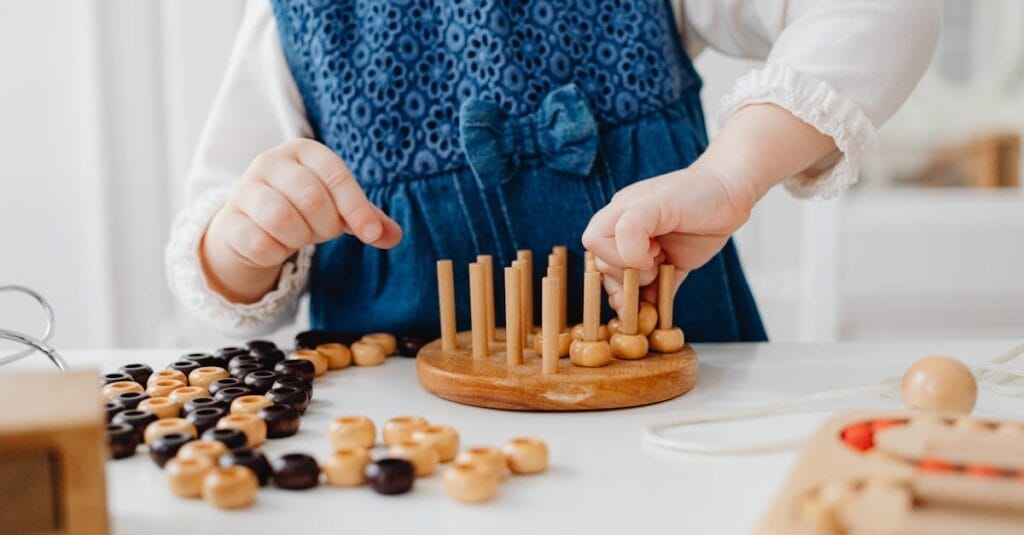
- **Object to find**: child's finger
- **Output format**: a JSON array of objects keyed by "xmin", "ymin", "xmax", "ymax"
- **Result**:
[
  {"xmin": 613, "ymin": 209, "xmax": 658, "ymax": 269},
  {"xmin": 236, "ymin": 182, "xmax": 312, "ymax": 250},
  {"xmin": 581, "ymin": 204, "xmax": 630, "ymax": 268},
  {"xmin": 219, "ymin": 207, "xmax": 292, "ymax": 269},
  {"xmin": 640, "ymin": 267, "xmax": 689, "ymax": 309},
  {"xmin": 367, "ymin": 205, "xmax": 404, "ymax": 249},
  {"xmin": 603, "ymin": 274, "xmax": 624, "ymax": 313},
  {"xmin": 261, "ymin": 160, "xmax": 344, "ymax": 242}
]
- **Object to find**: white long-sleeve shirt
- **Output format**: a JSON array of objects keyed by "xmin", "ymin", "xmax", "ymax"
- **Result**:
[{"xmin": 166, "ymin": 0, "xmax": 940, "ymax": 336}]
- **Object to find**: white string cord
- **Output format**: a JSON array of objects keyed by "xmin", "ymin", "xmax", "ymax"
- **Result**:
[{"xmin": 643, "ymin": 342, "xmax": 1024, "ymax": 454}]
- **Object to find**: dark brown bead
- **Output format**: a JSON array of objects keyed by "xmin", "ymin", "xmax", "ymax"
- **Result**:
[
  {"xmin": 215, "ymin": 347, "xmax": 249, "ymax": 366},
  {"xmin": 107, "ymin": 423, "xmax": 139, "ymax": 459},
  {"xmin": 202, "ymin": 427, "xmax": 247, "ymax": 450},
  {"xmin": 295, "ymin": 330, "xmax": 357, "ymax": 350},
  {"xmin": 167, "ymin": 360, "xmax": 200, "ymax": 377},
  {"xmin": 208, "ymin": 377, "xmax": 243, "ymax": 396},
  {"xmin": 118, "ymin": 363, "xmax": 153, "ymax": 386},
  {"xmin": 105, "ymin": 401, "xmax": 124, "ymax": 422},
  {"xmin": 149, "ymin": 432, "xmax": 193, "ymax": 467},
  {"xmin": 112, "ymin": 391, "xmax": 149, "ymax": 411},
  {"xmin": 102, "ymin": 372, "xmax": 134, "ymax": 385},
  {"xmin": 397, "ymin": 335, "xmax": 429, "ymax": 357},
  {"xmin": 111, "ymin": 409, "xmax": 158, "ymax": 443},
  {"xmin": 266, "ymin": 386, "xmax": 310, "ymax": 415},
  {"xmin": 230, "ymin": 362, "xmax": 263, "ymax": 380},
  {"xmin": 181, "ymin": 352, "xmax": 222, "ymax": 369},
  {"xmin": 186, "ymin": 406, "xmax": 227, "ymax": 436},
  {"xmin": 365, "ymin": 458, "xmax": 415, "ymax": 495},
  {"xmin": 272, "ymin": 453, "xmax": 320, "ymax": 490},
  {"xmin": 229, "ymin": 354, "xmax": 264, "ymax": 370},
  {"xmin": 213, "ymin": 386, "xmax": 252, "ymax": 406},
  {"xmin": 243, "ymin": 370, "xmax": 279, "ymax": 394},
  {"xmin": 182, "ymin": 396, "xmax": 223, "ymax": 415},
  {"xmin": 272, "ymin": 376, "xmax": 312, "ymax": 399},
  {"xmin": 246, "ymin": 340, "xmax": 278, "ymax": 354},
  {"xmin": 220, "ymin": 447, "xmax": 273, "ymax": 486},
  {"xmin": 255, "ymin": 349, "xmax": 286, "ymax": 367},
  {"xmin": 259, "ymin": 405, "xmax": 300, "ymax": 439},
  {"xmin": 274, "ymin": 359, "xmax": 316, "ymax": 382}
]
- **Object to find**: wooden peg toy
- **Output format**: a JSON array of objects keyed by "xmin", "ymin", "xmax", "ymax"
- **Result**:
[
  {"xmin": 468, "ymin": 262, "xmax": 489, "ymax": 358},
  {"xmin": 610, "ymin": 268, "xmax": 649, "ymax": 360},
  {"xmin": 324, "ymin": 447, "xmax": 371, "ymax": 487},
  {"xmin": 443, "ymin": 461, "xmax": 499, "ymax": 503},
  {"xmin": 511, "ymin": 259, "xmax": 529, "ymax": 351},
  {"xmin": 329, "ymin": 416, "xmax": 377, "ymax": 449},
  {"xmin": 584, "ymin": 250, "xmax": 597, "ymax": 273},
  {"xmin": 541, "ymin": 276, "xmax": 560, "ymax": 375},
  {"xmin": 437, "ymin": 259, "xmax": 458, "ymax": 351},
  {"xmin": 648, "ymin": 264, "xmax": 686, "ymax": 353},
  {"xmin": 202, "ymin": 466, "xmax": 258, "ymax": 509},
  {"xmin": 535, "ymin": 262, "xmax": 572, "ymax": 356},
  {"xmin": 901, "ymin": 355, "xmax": 977, "ymax": 414},
  {"xmin": 516, "ymin": 250, "xmax": 534, "ymax": 332},
  {"xmin": 477, "ymin": 255, "xmax": 496, "ymax": 345},
  {"xmin": 504, "ymin": 266, "xmax": 524, "ymax": 365},
  {"xmin": 501, "ymin": 437, "xmax": 549, "ymax": 474},
  {"xmin": 570, "ymin": 271, "xmax": 613, "ymax": 367},
  {"xmin": 548, "ymin": 251, "xmax": 568, "ymax": 333}
]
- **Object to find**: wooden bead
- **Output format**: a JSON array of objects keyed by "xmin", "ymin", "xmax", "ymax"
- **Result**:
[
  {"xmin": 364, "ymin": 458, "xmax": 415, "ymax": 495},
  {"xmin": 188, "ymin": 367, "xmax": 230, "ymax": 390},
  {"xmin": 323, "ymin": 447, "xmax": 370, "ymax": 487},
  {"xmin": 316, "ymin": 343, "xmax": 352, "ymax": 369},
  {"xmin": 182, "ymin": 352, "xmax": 221, "ymax": 368},
  {"xmin": 102, "ymin": 372, "xmax": 134, "ymax": 385},
  {"xmin": 637, "ymin": 301, "xmax": 658, "ymax": 336},
  {"xmin": 610, "ymin": 333, "xmax": 649, "ymax": 360},
  {"xmin": 112, "ymin": 391, "xmax": 149, "ymax": 411},
  {"xmin": 289, "ymin": 349, "xmax": 328, "ymax": 377},
  {"xmin": 102, "ymin": 381, "xmax": 144, "ymax": 401},
  {"xmin": 351, "ymin": 340, "xmax": 386, "ymax": 366},
  {"xmin": 242, "ymin": 370, "xmax": 279, "ymax": 394},
  {"xmin": 215, "ymin": 346, "xmax": 249, "ymax": 363},
  {"xmin": 169, "ymin": 386, "xmax": 209, "ymax": 406},
  {"xmin": 230, "ymin": 394, "xmax": 273, "ymax": 415},
  {"xmin": 272, "ymin": 453, "xmax": 321, "ymax": 490},
  {"xmin": 111, "ymin": 409, "xmax": 158, "ymax": 442},
  {"xmin": 411, "ymin": 425, "xmax": 460, "ymax": 462},
  {"xmin": 137, "ymin": 396, "xmax": 181, "ymax": 419},
  {"xmin": 254, "ymin": 348, "xmax": 286, "ymax": 368},
  {"xmin": 501, "ymin": 437, "xmax": 548, "ymax": 474},
  {"xmin": 106, "ymin": 423, "xmax": 138, "ymax": 459},
  {"xmin": 246, "ymin": 339, "xmax": 278, "ymax": 354},
  {"xmin": 220, "ymin": 447, "xmax": 273, "ymax": 486},
  {"xmin": 167, "ymin": 360, "xmax": 200, "ymax": 378},
  {"xmin": 178, "ymin": 439, "xmax": 229, "ymax": 465},
  {"xmin": 295, "ymin": 330, "xmax": 357, "ymax": 349},
  {"xmin": 207, "ymin": 378, "xmax": 242, "ymax": 396},
  {"xmin": 229, "ymin": 354, "xmax": 266, "ymax": 373},
  {"xmin": 455, "ymin": 446, "xmax": 509, "ymax": 479},
  {"xmin": 186, "ymin": 406, "xmax": 227, "ymax": 436},
  {"xmin": 569, "ymin": 340, "xmax": 613, "ymax": 368},
  {"xmin": 213, "ymin": 386, "xmax": 253, "ymax": 406},
  {"xmin": 266, "ymin": 386, "xmax": 310, "ymax": 415},
  {"xmin": 389, "ymin": 439, "xmax": 440, "ymax": 477},
  {"xmin": 361, "ymin": 333, "xmax": 397, "ymax": 356},
  {"xmin": 229, "ymin": 362, "xmax": 263, "ymax": 380},
  {"xmin": 272, "ymin": 375, "xmax": 313, "ymax": 398},
  {"xmin": 607, "ymin": 318, "xmax": 621, "ymax": 335},
  {"xmin": 105, "ymin": 401, "xmax": 124, "ymax": 423},
  {"xmin": 147, "ymin": 379, "xmax": 186, "ymax": 397},
  {"xmin": 182, "ymin": 396, "xmax": 223, "ymax": 416},
  {"xmin": 443, "ymin": 461, "xmax": 499, "ymax": 503},
  {"xmin": 648, "ymin": 327, "xmax": 685, "ymax": 353},
  {"xmin": 901, "ymin": 355, "xmax": 977, "ymax": 414},
  {"xmin": 532, "ymin": 331, "xmax": 572, "ymax": 357},
  {"xmin": 202, "ymin": 427, "xmax": 247, "ymax": 450},
  {"xmin": 118, "ymin": 363, "xmax": 153, "ymax": 386},
  {"xmin": 329, "ymin": 416, "xmax": 377, "ymax": 449},
  {"xmin": 571, "ymin": 323, "xmax": 610, "ymax": 342},
  {"xmin": 217, "ymin": 413, "xmax": 267, "ymax": 447},
  {"xmin": 202, "ymin": 466, "xmax": 258, "ymax": 509},
  {"xmin": 143, "ymin": 417, "xmax": 197, "ymax": 446},
  {"xmin": 259, "ymin": 404, "xmax": 300, "ymax": 439},
  {"xmin": 396, "ymin": 335, "xmax": 429, "ymax": 357},
  {"xmin": 165, "ymin": 455, "xmax": 214, "ymax": 498},
  {"xmin": 274, "ymin": 359, "xmax": 316, "ymax": 382},
  {"xmin": 383, "ymin": 416, "xmax": 429, "ymax": 446},
  {"xmin": 148, "ymin": 431, "xmax": 192, "ymax": 467},
  {"xmin": 147, "ymin": 369, "xmax": 187, "ymax": 387}
]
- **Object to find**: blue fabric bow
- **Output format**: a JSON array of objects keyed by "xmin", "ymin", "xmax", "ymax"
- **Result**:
[{"xmin": 459, "ymin": 84, "xmax": 599, "ymax": 188}]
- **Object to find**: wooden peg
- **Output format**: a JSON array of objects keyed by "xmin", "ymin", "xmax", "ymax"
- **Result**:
[
  {"xmin": 516, "ymin": 250, "xmax": 533, "ymax": 332},
  {"xmin": 583, "ymin": 271, "xmax": 601, "ymax": 342},
  {"xmin": 512, "ymin": 260, "xmax": 528, "ymax": 351},
  {"xmin": 541, "ymin": 277, "xmax": 559, "ymax": 374},
  {"xmin": 469, "ymin": 262, "xmax": 489, "ymax": 358},
  {"xmin": 584, "ymin": 251, "xmax": 597, "ymax": 273},
  {"xmin": 658, "ymin": 264, "xmax": 674, "ymax": 329},
  {"xmin": 437, "ymin": 260, "xmax": 457, "ymax": 351},
  {"xmin": 547, "ymin": 254, "xmax": 567, "ymax": 332},
  {"xmin": 504, "ymin": 266, "xmax": 523, "ymax": 365},
  {"xmin": 477, "ymin": 255, "xmax": 495, "ymax": 345},
  {"xmin": 621, "ymin": 268, "xmax": 639, "ymax": 335}
]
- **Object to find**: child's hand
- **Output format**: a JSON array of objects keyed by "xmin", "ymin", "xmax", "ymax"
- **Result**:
[{"xmin": 201, "ymin": 139, "xmax": 402, "ymax": 303}]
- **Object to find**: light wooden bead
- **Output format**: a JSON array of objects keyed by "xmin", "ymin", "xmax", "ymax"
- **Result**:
[
  {"xmin": 137, "ymin": 396, "xmax": 181, "ymax": 419},
  {"xmin": 165, "ymin": 455, "xmax": 214, "ymax": 498},
  {"xmin": 317, "ymin": 343, "xmax": 352, "ymax": 369},
  {"xmin": 351, "ymin": 340, "xmax": 386, "ymax": 366},
  {"xmin": 383, "ymin": 416, "xmax": 429, "ymax": 446},
  {"xmin": 569, "ymin": 340, "xmax": 613, "ymax": 367},
  {"xmin": 901, "ymin": 355, "xmax": 977, "ymax": 414},
  {"xmin": 610, "ymin": 333, "xmax": 648, "ymax": 360},
  {"xmin": 323, "ymin": 447, "xmax": 371, "ymax": 487},
  {"xmin": 289, "ymin": 349, "xmax": 328, "ymax": 377},
  {"xmin": 443, "ymin": 461, "xmax": 499, "ymax": 503},
  {"xmin": 362, "ymin": 333, "xmax": 397, "ymax": 356},
  {"xmin": 648, "ymin": 327, "xmax": 685, "ymax": 353},
  {"xmin": 178, "ymin": 440, "xmax": 229, "ymax": 465},
  {"xmin": 102, "ymin": 381, "xmax": 144, "ymax": 401},
  {"xmin": 637, "ymin": 301, "xmax": 658, "ymax": 336},
  {"xmin": 607, "ymin": 318, "xmax": 621, "ymax": 336},
  {"xmin": 328, "ymin": 416, "xmax": 377, "ymax": 449},
  {"xmin": 202, "ymin": 466, "xmax": 258, "ymax": 509},
  {"xmin": 147, "ymin": 369, "xmax": 187, "ymax": 388},
  {"xmin": 571, "ymin": 323, "xmax": 610, "ymax": 342},
  {"xmin": 147, "ymin": 379, "xmax": 187, "ymax": 397},
  {"xmin": 389, "ymin": 440, "xmax": 440, "ymax": 477},
  {"xmin": 411, "ymin": 425, "xmax": 460, "ymax": 462},
  {"xmin": 217, "ymin": 413, "xmax": 267, "ymax": 447},
  {"xmin": 143, "ymin": 417, "xmax": 197, "ymax": 446},
  {"xmin": 501, "ymin": 437, "xmax": 549, "ymax": 474},
  {"xmin": 455, "ymin": 446, "xmax": 508, "ymax": 479},
  {"xmin": 168, "ymin": 386, "xmax": 209, "ymax": 406},
  {"xmin": 230, "ymin": 394, "xmax": 273, "ymax": 415},
  {"xmin": 532, "ymin": 331, "xmax": 572, "ymax": 357},
  {"xmin": 188, "ymin": 367, "xmax": 229, "ymax": 390}
]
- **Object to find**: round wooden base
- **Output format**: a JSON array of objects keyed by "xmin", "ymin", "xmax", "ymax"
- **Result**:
[{"xmin": 416, "ymin": 329, "xmax": 698, "ymax": 411}]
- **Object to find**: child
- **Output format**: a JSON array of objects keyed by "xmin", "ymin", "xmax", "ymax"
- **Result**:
[{"xmin": 167, "ymin": 0, "xmax": 939, "ymax": 341}]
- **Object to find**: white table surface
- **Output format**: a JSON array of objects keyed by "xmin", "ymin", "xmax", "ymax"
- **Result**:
[{"xmin": 6, "ymin": 339, "xmax": 1024, "ymax": 534}]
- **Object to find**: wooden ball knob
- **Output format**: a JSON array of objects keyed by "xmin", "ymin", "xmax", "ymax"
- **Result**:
[
  {"xmin": 323, "ymin": 447, "xmax": 370, "ymax": 487},
  {"xmin": 165, "ymin": 455, "xmax": 214, "ymax": 498},
  {"xmin": 382, "ymin": 416, "xmax": 429, "ymax": 446},
  {"xmin": 648, "ymin": 328, "xmax": 685, "ymax": 353},
  {"xmin": 607, "ymin": 318, "xmax": 621, "ymax": 336},
  {"xmin": 443, "ymin": 461, "xmax": 499, "ymax": 503},
  {"xmin": 178, "ymin": 439, "xmax": 229, "ymax": 465},
  {"xmin": 147, "ymin": 379, "xmax": 187, "ymax": 397},
  {"xmin": 147, "ymin": 369, "xmax": 187, "ymax": 388},
  {"xmin": 389, "ymin": 439, "xmax": 440, "ymax": 477},
  {"xmin": 571, "ymin": 323, "xmax": 610, "ymax": 342},
  {"xmin": 229, "ymin": 394, "xmax": 273, "ymax": 416},
  {"xmin": 102, "ymin": 381, "xmax": 144, "ymax": 401},
  {"xmin": 329, "ymin": 415, "xmax": 377, "ymax": 449},
  {"xmin": 137, "ymin": 397, "xmax": 181, "ymax": 420},
  {"xmin": 501, "ymin": 437, "xmax": 549, "ymax": 474},
  {"xmin": 569, "ymin": 340, "xmax": 613, "ymax": 368},
  {"xmin": 901, "ymin": 355, "xmax": 977, "ymax": 414},
  {"xmin": 217, "ymin": 413, "xmax": 267, "ymax": 447},
  {"xmin": 316, "ymin": 343, "xmax": 352, "ymax": 369},
  {"xmin": 455, "ymin": 446, "xmax": 509, "ymax": 479},
  {"xmin": 362, "ymin": 333, "xmax": 397, "ymax": 356},
  {"xmin": 188, "ymin": 367, "xmax": 229, "ymax": 390},
  {"xmin": 143, "ymin": 417, "xmax": 197, "ymax": 446},
  {"xmin": 411, "ymin": 425, "xmax": 460, "ymax": 462},
  {"xmin": 168, "ymin": 386, "xmax": 209, "ymax": 406},
  {"xmin": 637, "ymin": 302, "xmax": 658, "ymax": 336},
  {"xmin": 532, "ymin": 331, "xmax": 572, "ymax": 357},
  {"xmin": 289, "ymin": 349, "xmax": 328, "ymax": 377},
  {"xmin": 610, "ymin": 333, "xmax": 648, "ymax": 360},
  {"xmin": 351, "ymin": 341, "xmax": 387, "ymax": 366},
  {"xmin": 202, "ymin": 466, "xmax": 258, "ymax": 509}
]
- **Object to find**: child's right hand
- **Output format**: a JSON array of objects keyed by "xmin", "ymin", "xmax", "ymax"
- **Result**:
[{"xmin": 200, "ymin": 139, "xmax": 402, "ymax": 303}]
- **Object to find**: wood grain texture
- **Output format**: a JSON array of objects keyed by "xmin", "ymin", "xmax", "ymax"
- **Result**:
[{"xmin": 417, "ymin": 329, "xmax": 697, "ymax": 411}]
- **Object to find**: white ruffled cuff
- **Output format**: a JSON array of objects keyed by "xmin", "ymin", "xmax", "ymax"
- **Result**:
[
  {"xmin": 718, "ymin": 64, "xmax": 879, "ymax": 200},
  {"xmin": 165, "ymin": 188, "xmax": 313, "ymax": 336}
]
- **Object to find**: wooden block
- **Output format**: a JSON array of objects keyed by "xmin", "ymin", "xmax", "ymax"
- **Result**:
[
  {"xmin": 542, "ymin": 276, "xmax": 560, "ymax": 375},
  {"xmin": 468, "ymin": 262, "xmax": 489, "ymax": 358},
  {"xmin": 505, "ymin": 266, "xmax": 523, "ymax": 365},
  {"xmin": 437, "ymin": 259, "xmax": 458, "ymax": 352},
  {"xmin": 516, "ymin": 250, "xmax": 534, "ymax": 333},
  {"xmin": 477, "ymin": 255, "xmax": 496, "ymax": 345}
]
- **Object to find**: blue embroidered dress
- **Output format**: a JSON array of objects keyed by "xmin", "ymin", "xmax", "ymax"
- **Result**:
[{"xmin": 270, "ymin": 0, "xmax": 767, "ymax": 342}]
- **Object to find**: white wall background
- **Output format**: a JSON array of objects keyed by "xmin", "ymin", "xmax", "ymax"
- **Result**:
[{"xmin": 1, "ymin": 1, "xmax": 1021, "ymax": 352}]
